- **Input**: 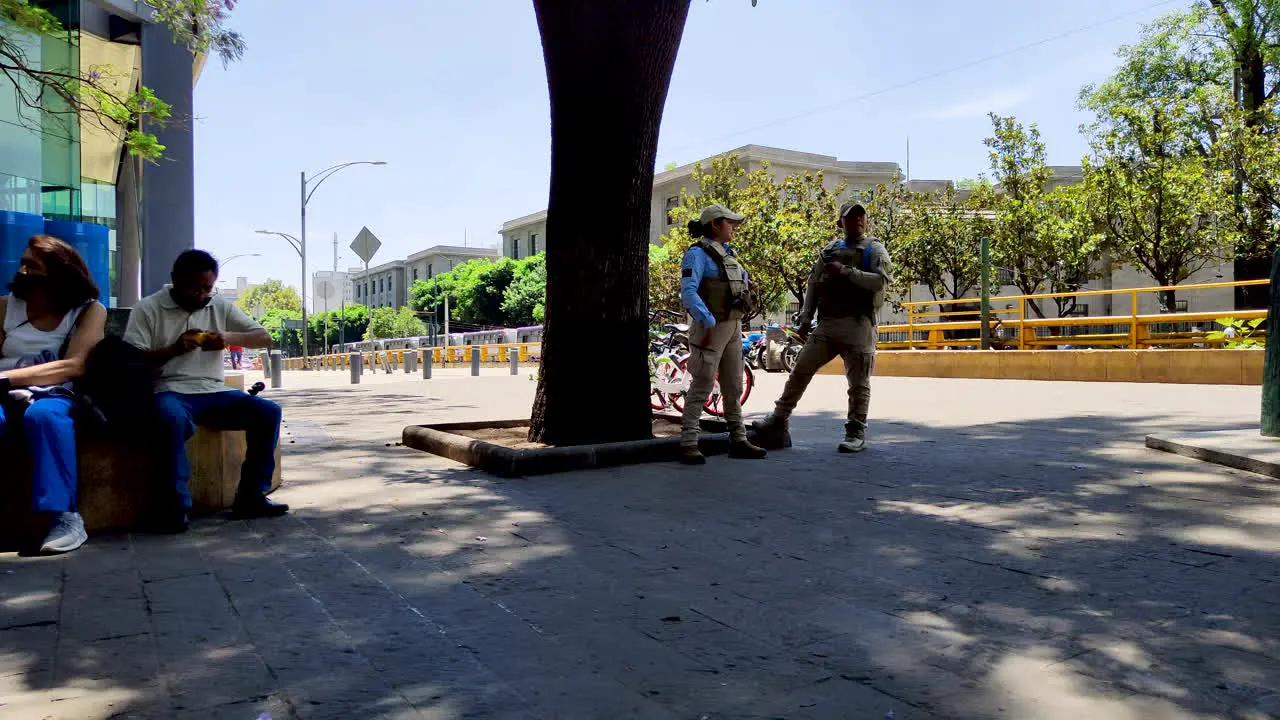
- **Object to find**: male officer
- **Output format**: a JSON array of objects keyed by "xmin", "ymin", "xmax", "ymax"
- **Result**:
[{"xmin": 753, "ymin": 201, "xmax": 891, "ymax": 453}]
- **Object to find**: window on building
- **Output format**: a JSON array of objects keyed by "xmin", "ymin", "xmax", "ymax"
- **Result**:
[
  {"xmin": 530, "ymin": 233, "xmax": 538, "ymax": 256},
  {"xmin": 412, "ymin": 268, "xmax": 418, "ymax": 281},
  {"xmin": 512, "ymin": 235, "xmax": 521, "ymax": 260},
  {"xmin": 665, "ymin": 196, "xmax": 678, "ymax": 226},
  {"xmin": 379, "ymin": 278, "xmax": 384, "ymax": 292},
  {"xmin": 428, "ymin": 263, "xmax": 433, "ymax": 278}
]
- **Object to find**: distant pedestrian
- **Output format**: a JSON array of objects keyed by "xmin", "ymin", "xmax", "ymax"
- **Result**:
[{"xmin": 228, "ymin": 344, "xmax": 244, "ymax": 370}]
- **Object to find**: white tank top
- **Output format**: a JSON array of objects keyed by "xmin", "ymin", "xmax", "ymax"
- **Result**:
[{"xmin": 0, "ymin": 296, "xmax": 85, "ymax": 372}]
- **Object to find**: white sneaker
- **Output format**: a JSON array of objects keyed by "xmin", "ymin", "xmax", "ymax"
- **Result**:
[
  {"xmin": 838, "ymin": 435, "xmax": 866, "ymax": 454},
  {"xmin": 40, "ymin": 512, "xmax": 87, "ymax": 554}
]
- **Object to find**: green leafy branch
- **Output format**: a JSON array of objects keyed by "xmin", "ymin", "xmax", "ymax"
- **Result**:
[
  {"xmin": 1207, "ymin": 316, "xmax": 1265, "ymax": 348},
  {"xmin": 0, "ymin": 0, "xmax": 240, "ymax": 161}
]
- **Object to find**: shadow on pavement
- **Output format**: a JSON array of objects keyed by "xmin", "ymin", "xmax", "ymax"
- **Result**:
[{"xmin": 1, "ymin": 406, "xmax": 1277, "ymax": 719}]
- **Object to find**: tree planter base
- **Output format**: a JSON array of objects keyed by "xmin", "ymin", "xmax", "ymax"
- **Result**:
[{"xmin": 402, "ymin": 416, "xmax": 748, "ymax": 477}]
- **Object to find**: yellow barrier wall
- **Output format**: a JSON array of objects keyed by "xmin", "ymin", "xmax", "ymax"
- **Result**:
[{"xmin": 819, "ymin": 349, "xmax": 1264, "ymax": 385}]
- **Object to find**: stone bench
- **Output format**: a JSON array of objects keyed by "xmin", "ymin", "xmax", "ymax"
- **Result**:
[{"xmin": 1, "ymin": 373, "xmax": 283, "ymax": 546}]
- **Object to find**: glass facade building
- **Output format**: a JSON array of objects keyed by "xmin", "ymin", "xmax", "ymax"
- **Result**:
[{"xmin": 0, "ymin": 0, "xmax": 197, "ymax": 307}]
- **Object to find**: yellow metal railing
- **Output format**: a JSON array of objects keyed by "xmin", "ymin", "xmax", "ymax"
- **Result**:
[
  {"xmin": 884, "ymin": 279, "xmax": 1269, "ymax": 350},
  {"xmin": 283, "ymin": 343, "xmax": 543, "ymax": 371}
]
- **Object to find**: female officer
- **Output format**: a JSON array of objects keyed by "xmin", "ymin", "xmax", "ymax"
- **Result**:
[{"xmin": 677, "ymin": 204, "xmax": 767, "ymax": 465}]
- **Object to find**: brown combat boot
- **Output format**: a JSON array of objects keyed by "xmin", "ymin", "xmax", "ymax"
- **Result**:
[
  {"xmin": 728, "ymin": 440, "xmax": 768, "ymax": 460},
  {"xmin": 678, "ymin": 446, "xmax": 707, "ymax": 465}
]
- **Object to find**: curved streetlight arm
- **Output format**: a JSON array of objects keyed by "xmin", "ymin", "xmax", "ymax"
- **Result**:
[
  {"xmin": 220, "ymin": 252, "xmax": 262, "ymax": 266},
  {"xmin": 256, "ymin": 230, "xmax": 302, "ymax": 257},
  {"xmin": 303, "ymin": 161, "xmax": 386, "ymax": 207}
]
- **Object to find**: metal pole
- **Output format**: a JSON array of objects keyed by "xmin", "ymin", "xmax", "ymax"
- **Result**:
[
  {"xmin": 405, "ymin": 350, "xmax": 418, "ymax": 374},
  {"xmin": 300, "ymin": 171, "xmax": 309, "ymax": 363},
  {"xmin": 1262, "ymin": 249, "xmax": 1280, "ymax": 436},
  {"xmin": 423, "ymin": 347, "xmax": 432, "ymax": 379},
  {"xmin": 269, "ymin": 350, "xmax": 283, "ymax": 389},
  {"xmin": 349, "ymin": 352, "xmax": 361, "ymax": 384},
  {"xmin": 338, "ymin": 233, "xmax": 346, "ymax": 353},
  {"xmin": 509, "ymin": 347, "xmax": 519, "ymax": 375},
  {"xmin": 470, "ymin": 346, "xmax": 480, "ymax": 376},
  {"xmin": 980, "ymin": 236, "xmax": 991, "ymax": 350}
]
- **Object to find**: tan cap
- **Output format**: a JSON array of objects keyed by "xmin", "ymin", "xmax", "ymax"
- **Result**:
[
  {"xmin": 839, "ymin": 200, "xmax": 867, "ymax": 218},
  {"xmin": 699, "ymin": 204, "xmax": 746, "ymax": 225}
]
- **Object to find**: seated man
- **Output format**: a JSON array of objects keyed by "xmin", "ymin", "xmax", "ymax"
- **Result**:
[{"xmin": 124, "ymin": 250, "xmax": 287, "ymax": 532}]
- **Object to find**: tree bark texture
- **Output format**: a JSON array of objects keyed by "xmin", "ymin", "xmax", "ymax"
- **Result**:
[
  {"xmin": 1262, "ymin": 249, "xmax": 1280, "ymax": 436},
  {"xmin": 528, "ymin": 0, "xmax": 692, "ymax": 445}
]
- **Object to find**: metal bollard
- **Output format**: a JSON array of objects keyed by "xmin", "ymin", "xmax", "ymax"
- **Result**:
[
  {"xmin": 509, "ymin": 347, "xmax": 519, "ymax": 375},
  {"xmin": 405, "ymin": 351, "xmax": 418, "ymax": 373},
  {"xmin": 471, "ymin": 347, "xmax": 480, "ymax": 376},
  {"xmin": 349, "ymin": 352, "xmax": 362, "ymax": 384},
  {"xmin": 269, "ymin": 350, "xmax": 283, "ymax": 389},
  {"xmin": 423, "ymin": 349, "xmax": 433, "ymax": 379}
]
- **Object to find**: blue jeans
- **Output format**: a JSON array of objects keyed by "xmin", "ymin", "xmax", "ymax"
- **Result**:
[
  {"xmin": 156, "ymin": 390, "xmax": 281, "ymax": 509},
  {"xmin": 0, "ymin": 397, "xmax": 78, "ymax": 513}
]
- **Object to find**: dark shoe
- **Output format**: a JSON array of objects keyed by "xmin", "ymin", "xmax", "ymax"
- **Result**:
[
  {"xmin": 751, "ymin": 415, "xmax": 792, "ymax": 450},
  {"xmin": 678, "ymin": 446, "xmax": 707, "ymax": 465},
  {"xmin": 728, "ymin": 440, "xmax": 768, "ymax": 460},
  {"xmin": 230, "ymin": 494, "xmax": 289, "ymax": 519}
]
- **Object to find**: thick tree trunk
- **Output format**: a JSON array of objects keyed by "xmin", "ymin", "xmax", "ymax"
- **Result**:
[
  {"xmin": 528, "ymin": 0, "xmax": 692, "ymax": 445},
  {"xmin": 1229, "ymin": 32, "xmax": 1274, "ymax": 308}
]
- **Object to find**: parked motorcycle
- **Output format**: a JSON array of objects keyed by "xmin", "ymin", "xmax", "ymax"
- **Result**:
[
  {"xmin": 750, "ymin": 322, "xmax": 804, "ymax": 373},
  {"xmin": 742, "ymin": 330, "xmax": 766, "ymax": 369}
]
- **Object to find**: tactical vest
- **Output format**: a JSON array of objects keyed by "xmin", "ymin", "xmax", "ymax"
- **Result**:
[
  {"xmin": 695, "ymin": 240, "xmax": 748, "ymax": 323},
  {"xmin": 818, "ymin": 241, "xmax": 876, "ymax": 320}
]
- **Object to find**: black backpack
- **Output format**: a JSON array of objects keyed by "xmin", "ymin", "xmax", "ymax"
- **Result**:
[{"xmin": 73, "ymin": 336, "xmax": 160, "ymax": 437}]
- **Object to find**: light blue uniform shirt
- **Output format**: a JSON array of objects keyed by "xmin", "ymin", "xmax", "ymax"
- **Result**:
[{"xmin": 680, "ymin": 243, "xmax": 749, "ymax": 328}]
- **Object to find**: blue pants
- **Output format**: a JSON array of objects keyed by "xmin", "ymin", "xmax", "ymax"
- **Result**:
[
  {"xmin": 156, "ymin": 390, "xmax": 282, "ymax": 509},
  {"xmin": 0, "ymin": 397, "xmax": 78, "ymax": 513}
]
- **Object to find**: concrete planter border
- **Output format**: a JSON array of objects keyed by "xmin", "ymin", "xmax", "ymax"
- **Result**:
[
  {"xmin": 402, "ymin": 417, "xmax": 739, "ymax": 478},
  {"xmin": 824, "ymin": 348, "xmax": 1265, "ymax": 385}
]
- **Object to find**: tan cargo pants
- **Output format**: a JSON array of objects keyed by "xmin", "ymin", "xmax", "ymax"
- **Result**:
[
  {"xmin": 772, "ymin": 319, "xmax": 875, "ymax": 436},
  {"xmin": 681, "ymin": 319, "xmax": 748, "ymax": 447}
]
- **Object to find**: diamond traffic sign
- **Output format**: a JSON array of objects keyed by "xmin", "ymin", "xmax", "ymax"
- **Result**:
[{"xmin": 349, "ymin": 227, "xmax": 382, "ymax": 265}]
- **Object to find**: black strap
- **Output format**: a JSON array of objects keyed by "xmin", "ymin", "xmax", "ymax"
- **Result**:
[{"xmin": 57, "ymin": 303, "xmax": 92, "ymax": 360}]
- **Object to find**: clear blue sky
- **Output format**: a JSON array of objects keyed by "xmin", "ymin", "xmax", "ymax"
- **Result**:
[{"xmin": 193, "ymin": 0, "xmax": 1182, "ymax": 296}]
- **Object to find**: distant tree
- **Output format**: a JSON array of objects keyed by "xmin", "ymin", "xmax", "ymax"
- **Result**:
[
  {"xmin": 647, "ymin": 243, "xmax": 683, "ymax": 316},
  {"xmin": 364, "ymin": 307, "xmax": 398, "ymax": 340},
  {"xmin": 895, "ymin": 184, "xmax": 991, "ymax": 302},
  {"xmin": 392, "ymin": 307, "xmax": 426, "ymax": 338},
  {"xmin": 308, "ymin": 305, "xmax": 370, "ymax": 353},
  {"xmin": 502, "ymin": 254, "xmax": 547, "ymax": 326},
  {"xmin": 1083, "ymin": 100, "xmax": 1240, "ymax": 312},
  {"xmin": 236, "ymin": 279, "xmax": 301, "ymax": 317},
  {"xmin": 261, "ymin": 308, "xmax": 302, "ymax": 355},
  {"xmin": 1078, "ymin": 0, "xmax": 1280, "ymax": 302},
  {"xmin": 986, "ymin": 114, "xmax": 1060, "ymax": 318}
]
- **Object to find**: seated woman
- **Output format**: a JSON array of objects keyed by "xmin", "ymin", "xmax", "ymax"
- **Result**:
[{"xmin": 0, "ymin": 235, "xmax": 106, "ymax": 554}]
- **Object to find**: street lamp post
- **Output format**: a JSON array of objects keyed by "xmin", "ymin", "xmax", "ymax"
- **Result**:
[
  {"xmin": 294, "ymin": 161, "xmax": 386, "ymax": 361},
  {"xmin": 255, "ymin": 230, "xmax": 303, "ymax": 355}
]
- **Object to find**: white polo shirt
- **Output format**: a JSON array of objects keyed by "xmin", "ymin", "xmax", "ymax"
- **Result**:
[{"xmin": 123, "ymin": 289, "xmax": 264, "ymax": 395}]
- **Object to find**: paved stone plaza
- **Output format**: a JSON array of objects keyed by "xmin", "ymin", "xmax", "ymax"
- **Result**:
[{"xmin": 2, "ymin": 370, "xmax": 1278, "ymax": 719}]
